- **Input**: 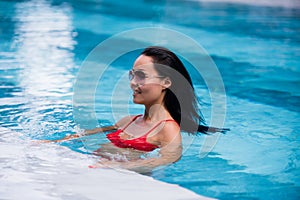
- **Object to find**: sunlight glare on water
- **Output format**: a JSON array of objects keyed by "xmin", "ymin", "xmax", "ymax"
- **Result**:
[
  {"xmin": 10, "ymin": 0, "xmax": 77, "ymax": 139},
  {"xmin": 0, "ymin": 0, "xmax": 299, "ymax": 199}
]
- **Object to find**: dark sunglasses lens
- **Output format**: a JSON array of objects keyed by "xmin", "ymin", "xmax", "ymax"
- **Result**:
[
  {"xmin": 135, "ymin": 71, "xmax": 146, "ymax": 80},
  {"xmin": 128, "ymin": 70, "xmax": 146, "ymax": 84}
]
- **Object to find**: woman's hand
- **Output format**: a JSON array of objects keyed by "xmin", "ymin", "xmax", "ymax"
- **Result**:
[
  {"xmin": 88, "ymin": 158, "xmax": 161, "ymax": 173},
  {"xmin": 89, "ymin": 158, "xmax": 123, "ymax": 169},
  {"xmin": 33, "ymin": 133, "xmax": 81, "ymax": 143}
]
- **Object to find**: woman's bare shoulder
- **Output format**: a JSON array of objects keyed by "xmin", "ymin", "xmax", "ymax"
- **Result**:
[
  {"xmin": 115, "ymin": 115, "xmax": 139, "ymax": 128},
  {"xmin": 157, "ymin": 120, "xmax": 181, "ymax": 144}
]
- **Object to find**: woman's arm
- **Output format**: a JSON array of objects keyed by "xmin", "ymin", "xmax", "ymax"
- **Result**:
[
  {"xmin": 38, "ymin": 125, "xmax": 117, "ymax": 143},
  {"xmin": 37, "ymin": 115, "xmax": 135, "ymax": 143},
  {"xmin": 83, "ymin": 125, "xmax": 118, "ymax": 136},
  {"xmin": 122, "ymin": 139, "xmax": 182, "ymax": 173}
]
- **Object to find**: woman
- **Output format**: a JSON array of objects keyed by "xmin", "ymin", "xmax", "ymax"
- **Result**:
[{"xmin": 44, "ymin": 46, "xmax": 228, "ymax": 172}]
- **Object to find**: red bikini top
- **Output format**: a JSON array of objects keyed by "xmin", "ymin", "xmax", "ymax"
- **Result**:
[{"xmin": 106, "ymin": 115, "xmax": 177, "ymax": 152}]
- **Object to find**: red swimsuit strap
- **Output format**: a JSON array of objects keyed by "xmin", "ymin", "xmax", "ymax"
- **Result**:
[
  {"xmin": 142, "ymin": 119, "xmax": 178, "ymax": 138},
  {"xmin": 121, "ymin": 115, "xmax": 178, "ymax": 137},
  {"xmin": 120, "ymin": 114, "xmax": 142, "ymax": 131}
]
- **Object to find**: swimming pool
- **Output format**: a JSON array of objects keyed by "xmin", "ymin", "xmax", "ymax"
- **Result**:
[{"xmin": 1, "ymin": 0, "xmax": 299, "ymax": 199}]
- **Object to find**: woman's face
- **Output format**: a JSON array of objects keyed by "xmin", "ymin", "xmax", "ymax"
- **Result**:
[{"xmin": 130, "ymin": 55, "xmax": 166, "ymax": 106}]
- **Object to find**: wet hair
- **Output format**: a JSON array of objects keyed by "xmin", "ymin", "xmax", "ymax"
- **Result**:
[{"xmin": 141, "ymin": 46, "xmax": 228, "ymax": 134}]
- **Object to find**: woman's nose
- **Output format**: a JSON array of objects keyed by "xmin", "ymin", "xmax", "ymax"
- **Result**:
[{"xmin": 130, "ymin": 78, "xmax": 139, "ymax": 89}]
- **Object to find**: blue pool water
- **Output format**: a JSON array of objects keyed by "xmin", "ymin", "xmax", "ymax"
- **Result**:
[{"xmin": 1, "ymin": 0, "xmax": 300, "ymax": 199}]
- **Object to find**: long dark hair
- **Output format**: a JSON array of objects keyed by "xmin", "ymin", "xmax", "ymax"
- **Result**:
[{"xmin": 141, "ymin": 46, "xmax": 228, "ymax": 134}]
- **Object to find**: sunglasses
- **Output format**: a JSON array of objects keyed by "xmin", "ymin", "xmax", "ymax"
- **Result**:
[{"xmin": 128, "ymin": 70, "xmax": 165, "ymax": 85}]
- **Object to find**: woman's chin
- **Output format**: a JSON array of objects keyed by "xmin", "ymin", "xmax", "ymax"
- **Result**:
[
  {"xmin": 133, "ymin": 100, "xmax": 142, "ymax": 104},
  {"xmin": 133, "ymin": 98, "xmax": 143, "ymax": 104}
]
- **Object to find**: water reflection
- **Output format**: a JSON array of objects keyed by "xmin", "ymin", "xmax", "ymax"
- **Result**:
[
  {"xmin": 12, "ymin": 0, "xmax": 76, "ymax": 137},
  {"xmin": 14, "ymin": 0, "xmax": 75, "ymax": 98}
]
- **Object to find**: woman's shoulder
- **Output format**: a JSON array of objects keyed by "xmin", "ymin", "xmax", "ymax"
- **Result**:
[
  {"xmin": 156, "ymin": 119, "xmax": 180, "ymax": 140},
  {"xmin": 115, "ymin": 115, "xmax": 141, "ymax": 128}
]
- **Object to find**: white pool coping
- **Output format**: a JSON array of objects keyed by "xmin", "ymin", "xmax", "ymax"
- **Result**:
[
  {"xmin": 0, "ymin": 127, "xmax": 213, "ymax": 200},
  {"xmin": 56, "ymin": 166, "xmax": 213, "ymax": 200}
]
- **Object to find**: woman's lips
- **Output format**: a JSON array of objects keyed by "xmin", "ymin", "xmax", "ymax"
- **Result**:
[{"xmin": 133, "ymin": 90, "xmax": 142, "ymax": 96}]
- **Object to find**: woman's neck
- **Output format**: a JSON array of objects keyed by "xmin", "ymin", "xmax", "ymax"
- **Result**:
[{"xmin": 143, "ymin": 104, "xmax": 170, "ymax": 122}]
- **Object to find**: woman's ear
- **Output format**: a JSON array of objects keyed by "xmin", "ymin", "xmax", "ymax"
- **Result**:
[{"xmin": 162, "ymin": 77, "xmax": 172, "ymax": 89}]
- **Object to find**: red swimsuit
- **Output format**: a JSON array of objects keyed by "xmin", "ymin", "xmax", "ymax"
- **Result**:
[{"xmin": 106, "ymin": 115, "xmax": 177, "ymax": 152}]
